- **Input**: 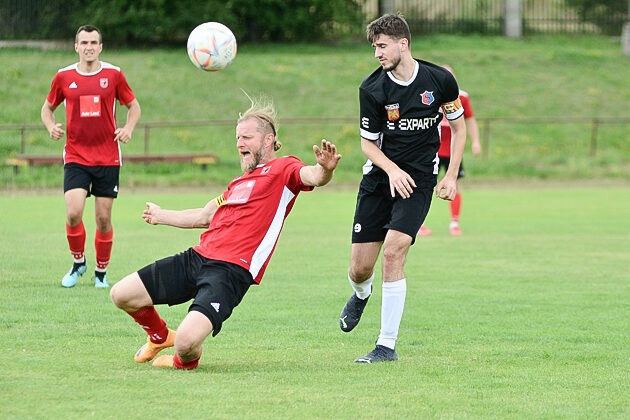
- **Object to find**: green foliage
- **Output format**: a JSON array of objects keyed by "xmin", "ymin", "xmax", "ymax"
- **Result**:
[
  {"xmin": 0, "ymin": 0, "xmax": 364, "ymax": 44},
  {"xmin": 0, "ymin": 188, "xmax": 629, "ymax": 417},
  {"xmin": 563, "ymin": 0, "xmax": 629, "ymax": 34}
]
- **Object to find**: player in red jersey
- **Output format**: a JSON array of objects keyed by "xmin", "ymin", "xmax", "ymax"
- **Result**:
[
  {"xmin": 41, "ymin": 25, "xmax": 141, "ymax": 288},
  {"xmin": 110, "ymin": 97, "xmax": 341, "ymax": 370},
  {"xmin": 419, "ymin": 65, "xmax": 480, "ymax": 236}
]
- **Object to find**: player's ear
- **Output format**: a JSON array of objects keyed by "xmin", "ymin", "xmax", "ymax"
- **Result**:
[
  {"xmin": 264, "ymin": 133, "xmax": 275, "ymax": 148},
  {"xmin": 399, "ymin": 37, "xmax": 409, "ymax": 52}
]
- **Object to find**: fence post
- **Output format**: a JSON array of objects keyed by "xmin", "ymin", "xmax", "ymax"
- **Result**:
[
  {"xmin": 20, "ymin": 127, "xmax": 26, "ymax": 154},
  {"xmin": 144, "ymin": 126, "xmax": 150, "ymax": 155},
  {"xmin": 482, "ymin": 119, "xmax": 490, "ymax": 160},
  {"xmin": 505, "ymin": 0, "xmax": 522, "ymax": 39},
  {"xmin": 590, "ymin": 119, "xmax": 599, "ymax": 157}
]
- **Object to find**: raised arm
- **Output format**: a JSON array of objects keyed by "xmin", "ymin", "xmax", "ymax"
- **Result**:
[
  {"xmin": 142, "ymin": 197, "xmax": 220, "ymax": 229},
  {"xmin": 299, "ymin": 139, "xmax": 342, "ymax": 187}
]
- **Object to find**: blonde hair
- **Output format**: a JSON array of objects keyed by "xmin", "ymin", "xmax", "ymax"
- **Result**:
[{"xmin": 238, "ymin": 92, "xmax": 282, "ymax": 151}]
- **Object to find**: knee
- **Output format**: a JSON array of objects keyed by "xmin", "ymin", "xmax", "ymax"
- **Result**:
[
  {"xmin": 110, "ymin": 275, "xmax": 135, "ymax": 310},
  {"xmin": 95, "ymin": 215, "xmax": 111, "ymax": 232},
  {"xmin": 349, "ymin": 262, "xmax": 373, "ymax": 283},
  {"xmin": 109, "ymin": 281, "xmax": 125, "ymax": 308},
  {"xmin": 66, "ymin": 211, "xmax": 83, "ymax": 226},
  {"xmin": 382, "ymin": 247, "xmax": 405, "ymax": 270},
  {"xmin": 175, "ymin": 331, "xmax": 202, "ymax": 360}
]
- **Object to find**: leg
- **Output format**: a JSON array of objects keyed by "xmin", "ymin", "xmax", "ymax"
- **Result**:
[
  {"xmin": 65, "ymin": 188, "xmax": 88, "ymax": 227},
  {"xmin": 111, "ymin": 272, "xmax": 175, "ymax": 362},
  {"xmin": 381, "ymin": 230, "xmax": 412, "ymax": 283},
  {"xmin": 174, "ymin": 310, "xmax": 214, "ymax": 363},
  {"xmin": 450, "ymin": 179, "xmax": 462, "ymax": 235},
  {"xmin": 94, "ymin": 196, "xmax": 114, "ymax": 287},
  {"xmin": 61, "ymin": 188, "xmax": 89, "ymax": 287},
  {"xmin": 355, "ymin": 230, "xmax": 410, "ymax": 363},
  {"xmin": 340, "ymin": 242, "xmax": 382, "ymax": 332},
  {"xmin": 110, "ymin": 272, "xmax": 153, "ymax": 312},
  {"xmin": 349, "ymin": 242, "xmax": 382, "ymax": 283}
]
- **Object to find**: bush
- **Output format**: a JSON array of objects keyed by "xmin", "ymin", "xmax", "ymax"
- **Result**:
[{"xmin": 0, "ymin": 0, "xmax": 364, "ymax": 45}]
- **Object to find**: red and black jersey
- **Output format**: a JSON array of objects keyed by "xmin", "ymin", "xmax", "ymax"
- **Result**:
[
  {"xmin": 359, "ymin": 59, "xmax": 463, "ymax": 178},
  {"xmin": 194, "ymin": 156, "xmax": 313, "ymax": 284},
  {"xmin": 438, "ymin": 91, "xmax": 474, "ymax": 158},
  {"xmin": 46, "ymin": 61, "xmax": 136, "ymax": 166}
]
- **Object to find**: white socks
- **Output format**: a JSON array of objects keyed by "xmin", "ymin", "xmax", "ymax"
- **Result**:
[
  {"xmin": 376, "ymin": 278, "xmax": 407, "ymax": 350},
  {"xmin": 348, "ymin": 272, "xmax": 373, "ymax": 300}
]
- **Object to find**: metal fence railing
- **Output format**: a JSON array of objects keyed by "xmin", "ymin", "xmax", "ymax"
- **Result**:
[
  {"xmin": 2, "ymin": 116, "xmax": 629, "ymax": 162},
  {"xmin": 361, "ymin": 0, "xmax": 629, "ymax": 36}
]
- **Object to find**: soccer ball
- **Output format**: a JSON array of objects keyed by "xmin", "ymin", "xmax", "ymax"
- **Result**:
[{"xmin": 187, "ymin": 22, "xmax": 237, "ymax": 71}]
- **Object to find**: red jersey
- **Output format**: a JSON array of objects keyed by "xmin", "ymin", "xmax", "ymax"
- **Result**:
[
  {"xmin": 194, "ymin": 156, "xmax": 313, "ymax": 284},
  {"xmin": 438, "ymin": 90, "xmax": 474, "ymax": 158},
  {"xmin": 46, "ymin": 61, "xmax": 136, "ymax": 166}
]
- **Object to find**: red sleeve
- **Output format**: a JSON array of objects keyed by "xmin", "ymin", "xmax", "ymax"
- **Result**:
[
  {"xmin": 461, "ymin": 94, "xmax": 474, "ymax": 119},
  {"xmin": 116, "ymin": 71, "xmax": 135, "ymax": 105},
  {"xmin": 283, "ymin": 156, "xmax": 313, "ymax": 193},
  {"xmin": 46, "ymin": 73, "xmax": 65, "ymax": 107}
]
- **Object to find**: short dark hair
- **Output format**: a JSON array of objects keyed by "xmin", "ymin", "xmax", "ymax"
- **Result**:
[
  {"xmin": 75, "ymin": 25, "xmax": 102, "ymax": 44},
  {"xmin": 366, "ymin": 13, "xmax": 411, "ymax": 46}
]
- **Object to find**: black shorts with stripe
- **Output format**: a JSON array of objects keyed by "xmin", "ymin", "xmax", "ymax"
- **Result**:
[
  {"xmin": 351, "ymin": 174, "xmax": 433, "ymax": 245},
  {"xmin": 137, "ymin": 248, "xmax": 255, "ymax": 336},
  {"xmin": 64, "ymin": 162, "xmax": 120, "ymax": 197}
]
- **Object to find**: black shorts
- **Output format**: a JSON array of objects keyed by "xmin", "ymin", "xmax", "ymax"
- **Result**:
[
  {"xmin": 351, "ymin": 176, "xmax": 433, "ymax": 245},
  {"xmin": 137, "ymin": 248, "xmax": 255, "ymax": 336},
  {"xmin": 64, "ymin": 162, "xmax": 120, "ymax": 198},
  {"xmin": 438, "ymin": 156, "xmax": 465, "ymax": 179}
]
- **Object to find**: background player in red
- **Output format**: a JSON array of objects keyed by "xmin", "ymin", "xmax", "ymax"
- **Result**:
[
  {"xmin": 110, "ymin": 97, "xmax": 342, "ymax": 370},
  {"xmin": 41, "ymin": 25, "xmax": 141, "ymax": 288},
  {"xmin": 419, "ymin": 64, "xmax": 481, "ymax": 236}
]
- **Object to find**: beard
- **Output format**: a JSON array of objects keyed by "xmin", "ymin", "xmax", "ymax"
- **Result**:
[
  {"xmin": 240, "ymin": 146, "xmax": 265, "ymax": 173},
  {"xmin": 381, "ymin": 53, "xmax": 401, "ymax": 72}
]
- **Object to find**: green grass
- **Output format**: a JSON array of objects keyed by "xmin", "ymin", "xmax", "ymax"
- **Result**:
[
  {"xmin": 1, "ymin": 35, "xmax": 630, "ymax": 187},
  {"xmin": 0, "ymin": 187, "xmax": 628, "ymax": 418}
]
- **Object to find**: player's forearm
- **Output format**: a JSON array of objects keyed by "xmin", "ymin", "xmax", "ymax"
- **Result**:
[
  {"xmin": 155, "ymin": 208, "xmax": 210, "ymax": 229},
  {"xmin": 123, "ymin": 100, "xmax": 141, "ymax": 133},
  {"xmin": 301, "ymin": 164, "xmax": 334, "ymax": 187},
  {"xmin": 361, "ymin": 138, "xmax": 398, "ymax": 174},
  {"xmin": 446, "ymin": 129, "xmax": 467, "ymax": 178},
  {"xmin": 41, "ymin": 104, "xmax": 56, "ymax": 131},
  {"xmin": 466, "ymin": 117, "xmax": 480, "ymax": 148}
]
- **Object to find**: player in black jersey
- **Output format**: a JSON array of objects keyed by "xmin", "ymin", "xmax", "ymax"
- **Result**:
[{"xmin": 339, "ymin": 13, "xmax": 467, "ymax": 363}]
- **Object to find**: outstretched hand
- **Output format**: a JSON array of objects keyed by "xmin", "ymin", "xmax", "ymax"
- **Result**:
[
  {"xmin": 313, "ymin": 139, "xmax": 342, "ymax": 171},
  {"xmin": 142, "ymin": 202, "xmax": 161, "ymax": 225}
]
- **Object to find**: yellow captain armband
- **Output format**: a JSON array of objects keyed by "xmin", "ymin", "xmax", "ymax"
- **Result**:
[
  {"xmin": 214, "ymin": 193, "xmax": 226, "ymax": 207},
  {"xmin": 442, "ymin": 97, "xmax": 463, "ymax": 119}
]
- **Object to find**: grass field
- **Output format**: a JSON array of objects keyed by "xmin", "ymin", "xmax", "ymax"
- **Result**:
[
  {"xmin": 0, "ymin": 186, "xmax": 628, "ymax": 418},
  {"xmin": 2, "ymin": 35, "xmax": 630, "ymax": 187}
]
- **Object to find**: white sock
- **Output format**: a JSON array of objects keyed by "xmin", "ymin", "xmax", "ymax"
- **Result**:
[
  {"xmin": 376, "ymin": 278, "xmax": 407, "ymax": 350},
  {"xmin": 73, "ymin": 257, "xmax": 85, "ymax": 264},
  {"xmin": 348, "ymin": 272, "xmax": 373, "ymax": 300},
  {"xmin": 450, "ymin": 221, "xmax": 459, "ymax": 228}
]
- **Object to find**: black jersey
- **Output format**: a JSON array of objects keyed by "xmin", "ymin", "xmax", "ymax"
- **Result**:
[{"xmin": 359, "ymin": 59, "xmax": 463, "ymax": 179}]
